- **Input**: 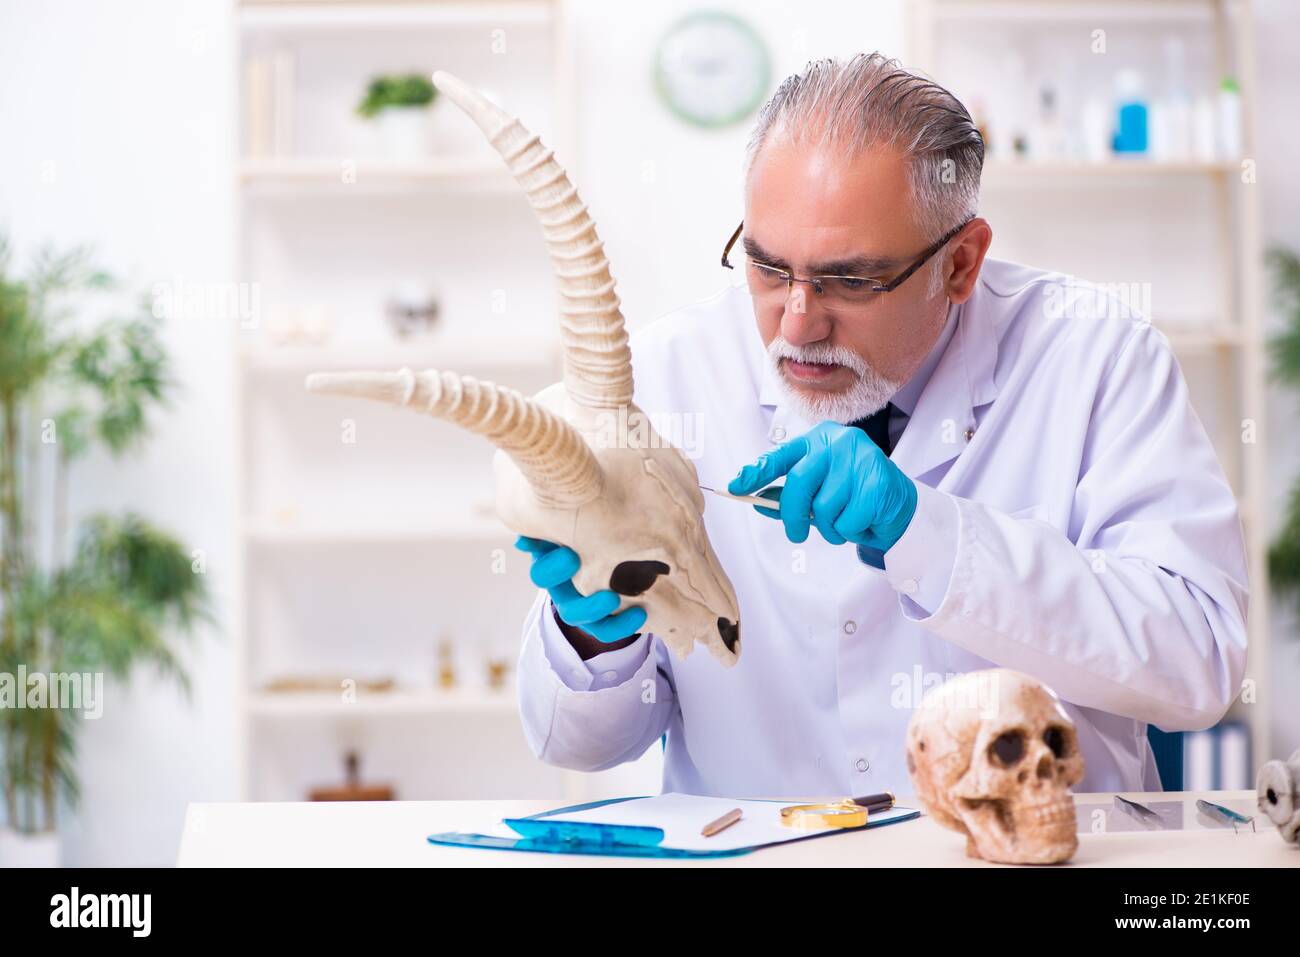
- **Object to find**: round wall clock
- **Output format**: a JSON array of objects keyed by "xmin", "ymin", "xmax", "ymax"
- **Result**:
[{"xmin": 653, "ymin": 11, "xmax": 771, "ymax": 129}]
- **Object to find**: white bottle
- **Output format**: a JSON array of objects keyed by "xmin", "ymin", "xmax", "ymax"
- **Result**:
[
  {"xmin": 1161, "ymin": 38, "xmax": 1193, "ymax": 161},
  {"xmin": 1192, "ymin": 95, "xmax": 1217, "ymax": 162},
  {"xmin": 1081, "ymin": 96, "xmax": 1111, "ymax": 163},
  {"xmin": 1217, "ymin": 75, "xmax": 1243, "ymax": 160}
]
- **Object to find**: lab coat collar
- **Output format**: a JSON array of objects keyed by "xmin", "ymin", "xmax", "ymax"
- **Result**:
[
  {"xmin": 756, "ymin": 288, "xmax": 1000, "ymax": 480},
  {"xmin": 889, "ymin": 305, "xmax": 957, "ymax": 418}
]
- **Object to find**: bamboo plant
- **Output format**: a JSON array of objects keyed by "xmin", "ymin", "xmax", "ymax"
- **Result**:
[
  {"xmin": 1268, "ymin": 246, "xmax": 1300, "ymax": 622},
  {"xmin": 0, "ymin": 237, "xmax": 209, "ymax": 836}
]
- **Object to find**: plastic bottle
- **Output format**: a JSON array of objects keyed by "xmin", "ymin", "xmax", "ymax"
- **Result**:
[
  {"xmin": 1192, "ymin": 94, "xmax": 1217, "ymax": 161},
  {"xmin": 1217, "ymin": 75, "xmax": 1242, "ymax": 160},
  {"xmin": 1113, "ymin": 69, "xmax": 1149, "ymax": 155},
  {"xmin": 1160, "ymin": 38, "xmax": 1193, "ymax": 161},
  {"xmin": 1081, "ymin": 96, "xmax": 1111, "ymax": 162}
]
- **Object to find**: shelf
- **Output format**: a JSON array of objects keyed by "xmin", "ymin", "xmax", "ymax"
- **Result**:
[
  {"xmin": 247, "ymin": 688, "xmax": 518, "ymax": 717},
  {"xmin": 238, "ymin": 1, "xmax": 554, "ymax": 31},
  {"xmin": 233, "ymin": 0, "xmax": 589, "ymax": 803},
  {"xmin": 983, "ymin": 159, "xmax": 1240, "ymax": 181},
  {"xmin": 238, "ymin": 156, "xmax": 516, "ymax": 194},
  {"xmin": 931, "ymin": 0, "xmax": 1221, "ymax": 24},
  {"xmin": 912, "ymin": 0, "xmax": 1275, "ymax": 800},
  {"xmin": 241, "ymin": 332, "xmax": 561, "ymax": 375},
  {"xmin": 246, "ymin": 512, "xmax": 507, "ymax": 545},
  {"xmin": 1157, "ymin": 320, "xmax": 1243, "ymax": 351}
]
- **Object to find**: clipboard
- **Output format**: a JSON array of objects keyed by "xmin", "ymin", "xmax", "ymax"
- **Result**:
[{"xmin": 428, "ymin": 792, "xmax": 922, "ymax": 859}]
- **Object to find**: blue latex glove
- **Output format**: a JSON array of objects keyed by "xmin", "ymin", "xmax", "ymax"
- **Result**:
[
  {"xmin": 514, "ymin": 535, "xmax": 648, "ymax": 643},
  {"xmin": 728, "ymin": 420, "xmax": 918, "ymax": 552}
]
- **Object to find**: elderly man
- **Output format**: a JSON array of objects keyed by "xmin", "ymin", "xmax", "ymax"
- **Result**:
[{"xmin": 513, "ymin": 52, "xmax": 1248, "ymax": 796}]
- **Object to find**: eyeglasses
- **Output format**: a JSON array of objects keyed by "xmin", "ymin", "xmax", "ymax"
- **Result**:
[{"xmin": 721, "ymin": 217, "xmax": 972, "ymax": 308}]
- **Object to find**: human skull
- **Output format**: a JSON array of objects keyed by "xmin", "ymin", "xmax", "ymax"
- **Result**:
[
  {"xmin": 1256, "ymin": 747, "xmax": 1300, "ymax": 845},
  {"xmin": 905, "ymin": 669, "xmax": 1085, "ymax": 864},
  {"xmin": 305, "ymin": 72, "xmax": 741, "ymax": 665}
]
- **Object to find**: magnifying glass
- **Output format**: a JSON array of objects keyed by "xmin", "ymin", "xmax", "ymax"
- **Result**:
[{"xmin": 779, "ymin": 792, "xmax": 895, "ymax": 830}]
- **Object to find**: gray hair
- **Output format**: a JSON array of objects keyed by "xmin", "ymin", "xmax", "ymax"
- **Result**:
[{"xmin": 744, "ymin": 52, "xmax": 984, "ymax": 243}]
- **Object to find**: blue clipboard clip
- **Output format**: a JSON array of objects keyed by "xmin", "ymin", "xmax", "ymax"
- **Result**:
[
  {"xmin": 428, "ymin": 795, "xmax": 752, "ymax": 859},
  {"xmin": 501, "ymin": 817, "xmax": 665, "ymax": 848}
]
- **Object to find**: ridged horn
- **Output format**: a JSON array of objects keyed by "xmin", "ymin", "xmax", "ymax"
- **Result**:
[
  {"xmin": 305, "ymin": 368, "xmax": 603, "ymax": 507},
  {"xmin": 432, "ymin": 70, "xmax": 634, "ymax": 410}
]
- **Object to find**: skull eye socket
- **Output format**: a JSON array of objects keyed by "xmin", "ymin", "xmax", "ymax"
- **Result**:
[
  {"xmin": 609, "ymin": 560, "xmax": 670, "ymax": 596},
  {"xmin": 1265, "ymin": 788, "xmax": 1278, "ymax": 805},
  {"xmin": 716, "ymin": 617, "xmax": 740, "ymax": 653},
  {"xmin": 1044, "ymin": 726, "xmax": 1069, "ymax": 758},
  {"xmin": 989, "ymin": 731, "xmax": 1025, "ymax": 767}
]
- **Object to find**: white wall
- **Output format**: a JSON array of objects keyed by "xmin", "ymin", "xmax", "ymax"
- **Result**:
[{"xmin": 0, "ymin": 0, "xmax": 237, "ymax": 865}]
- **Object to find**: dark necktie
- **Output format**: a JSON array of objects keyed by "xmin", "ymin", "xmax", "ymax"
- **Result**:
[
  {"xmin": 850, "ymin": 401, "xmax": 898, "ymax": 570},
  {"xmin": 849, "ymin": 402, "xmax": 897, "ymax": 457}
]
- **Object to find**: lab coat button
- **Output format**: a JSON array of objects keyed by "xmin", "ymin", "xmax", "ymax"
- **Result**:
[
  {"xmin": 842, "ymin": 620, "xmax": 857, "ymax": 635},
  {"xmin": 770, "ymin": 426, "xmax": 787, "ymax": 442},
  {"xmin": 601, "ymin": 670, "xmax": 618, "ymax": 682},
  {"xmin": 855, "ymin": 758, "xmax": 869, "ymax": 772},
  {"xmin": 900, "ymin": 578, "xmax": 919, "ymax": 595}
]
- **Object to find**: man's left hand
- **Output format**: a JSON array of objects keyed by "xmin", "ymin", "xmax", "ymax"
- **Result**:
[{"xmin": 728, "ymin": 420, "xmax": 917, "ymax": 550}]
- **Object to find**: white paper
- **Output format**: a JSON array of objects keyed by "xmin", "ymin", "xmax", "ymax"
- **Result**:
[{"xmin": 528, "ymin": 792, "xmax": 918, "ymax": 852}]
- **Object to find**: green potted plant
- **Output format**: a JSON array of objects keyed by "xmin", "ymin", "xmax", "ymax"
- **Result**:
[
  {"xmin": 1268, "ymin": 246, "xmax": 1300, "ymax": 624},
  {"xmin": 0, "ymin": 238, "xmax": 210, "ymax": 867},
  {"xmin": 356, "ymin": 72, "xmax": 438, "ymax": 158}
]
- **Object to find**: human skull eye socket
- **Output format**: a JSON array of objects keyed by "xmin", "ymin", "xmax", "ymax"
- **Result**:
[
  {"xmin": 1044, "ymin": 726, "xmax": 1069, "ymax": 758},
  {"xmin": 989, "ymin": 731, "xmax": 1025, "ymax": 767},
  {"xmin": 609, "ymin": 560, "xmax": 670, "ymax": 596}
]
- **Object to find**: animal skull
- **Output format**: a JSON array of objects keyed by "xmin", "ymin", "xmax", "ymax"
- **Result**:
[
  {"xmin": 305, "ymin": 72, "xmax": 741, "ymax": 666},
  {"xmin": 905, "ymin": 669, "xmax": 1085, "ymax": 864},
  {"xmin": 1256, "ymin": 747, "xmax": 1300, "ymax": 844}
]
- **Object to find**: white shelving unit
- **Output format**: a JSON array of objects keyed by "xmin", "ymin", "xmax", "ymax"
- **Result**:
[
  {"xmin": 230, "ymin": 0, "xmax": 655, "ymax": 804},
  {"xmin": 908, "ymin": 0, "xmax": 1271, "ymax": 777}
]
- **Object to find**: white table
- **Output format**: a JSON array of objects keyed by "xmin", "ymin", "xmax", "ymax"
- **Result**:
[{"xmin": 177, "ymin": 789, "xmax": 1296, "ymax": 867}]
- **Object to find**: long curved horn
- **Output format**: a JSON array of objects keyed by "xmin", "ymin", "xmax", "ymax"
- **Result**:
[
  {"xmin": 432, "ymin": 70, "xmax": 634, "ymax": 410},
  {"xmin": 305, "ymin": 369, "xmax": 603, "ymax": 507}
]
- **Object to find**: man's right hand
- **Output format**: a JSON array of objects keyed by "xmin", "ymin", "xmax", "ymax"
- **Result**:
[{"xmin": 514, "ymin": 536, "xmax": 647, "ymax": 650}]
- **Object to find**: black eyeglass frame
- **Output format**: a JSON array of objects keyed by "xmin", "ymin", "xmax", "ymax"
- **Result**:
[{"xmin": 720, "ymin": 217, "xmax": 974, "ymax": 295}]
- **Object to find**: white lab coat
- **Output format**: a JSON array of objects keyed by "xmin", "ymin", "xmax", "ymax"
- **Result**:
[{"xmin": 515, "ymin": 257, "xmax": 1249, "ymax": 796}]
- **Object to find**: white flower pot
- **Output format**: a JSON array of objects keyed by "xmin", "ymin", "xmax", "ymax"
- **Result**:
[
  {"xmin": 0, "ymin": 827, "xmax": 60, "ymax": 868},
  {"xmin": 376, "ymin": 106, "xmax": 430, "ymax": 159}
]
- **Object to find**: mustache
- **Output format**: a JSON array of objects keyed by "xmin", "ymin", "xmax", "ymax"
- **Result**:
[{"xmin": 766, "ymin": 337, "xmax": 867, "ymax": 378}]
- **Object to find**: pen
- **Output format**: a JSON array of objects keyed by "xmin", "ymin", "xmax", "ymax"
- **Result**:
[
  {"xmin": 701, "ymin": 807, "xmax": 743, "ymax": 837},
  {"xmin": 852, "ymin": 791, "xmax": 896, "ymax": 812}
]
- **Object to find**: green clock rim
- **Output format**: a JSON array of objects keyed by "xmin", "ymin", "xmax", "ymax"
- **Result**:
[{"xmin": 652, "ymin": 9, "xmax": 773, "ymax": 130}]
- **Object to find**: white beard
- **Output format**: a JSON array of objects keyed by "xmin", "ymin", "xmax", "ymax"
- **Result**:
[{"xmin": 766, "ymin": 336, "xmax": 903, "ymax": 425}]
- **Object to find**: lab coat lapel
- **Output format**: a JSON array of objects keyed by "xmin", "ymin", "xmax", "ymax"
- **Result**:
[{"xmin": 890, "ymin": 297, "xmax": 999, "ymax": 482}]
